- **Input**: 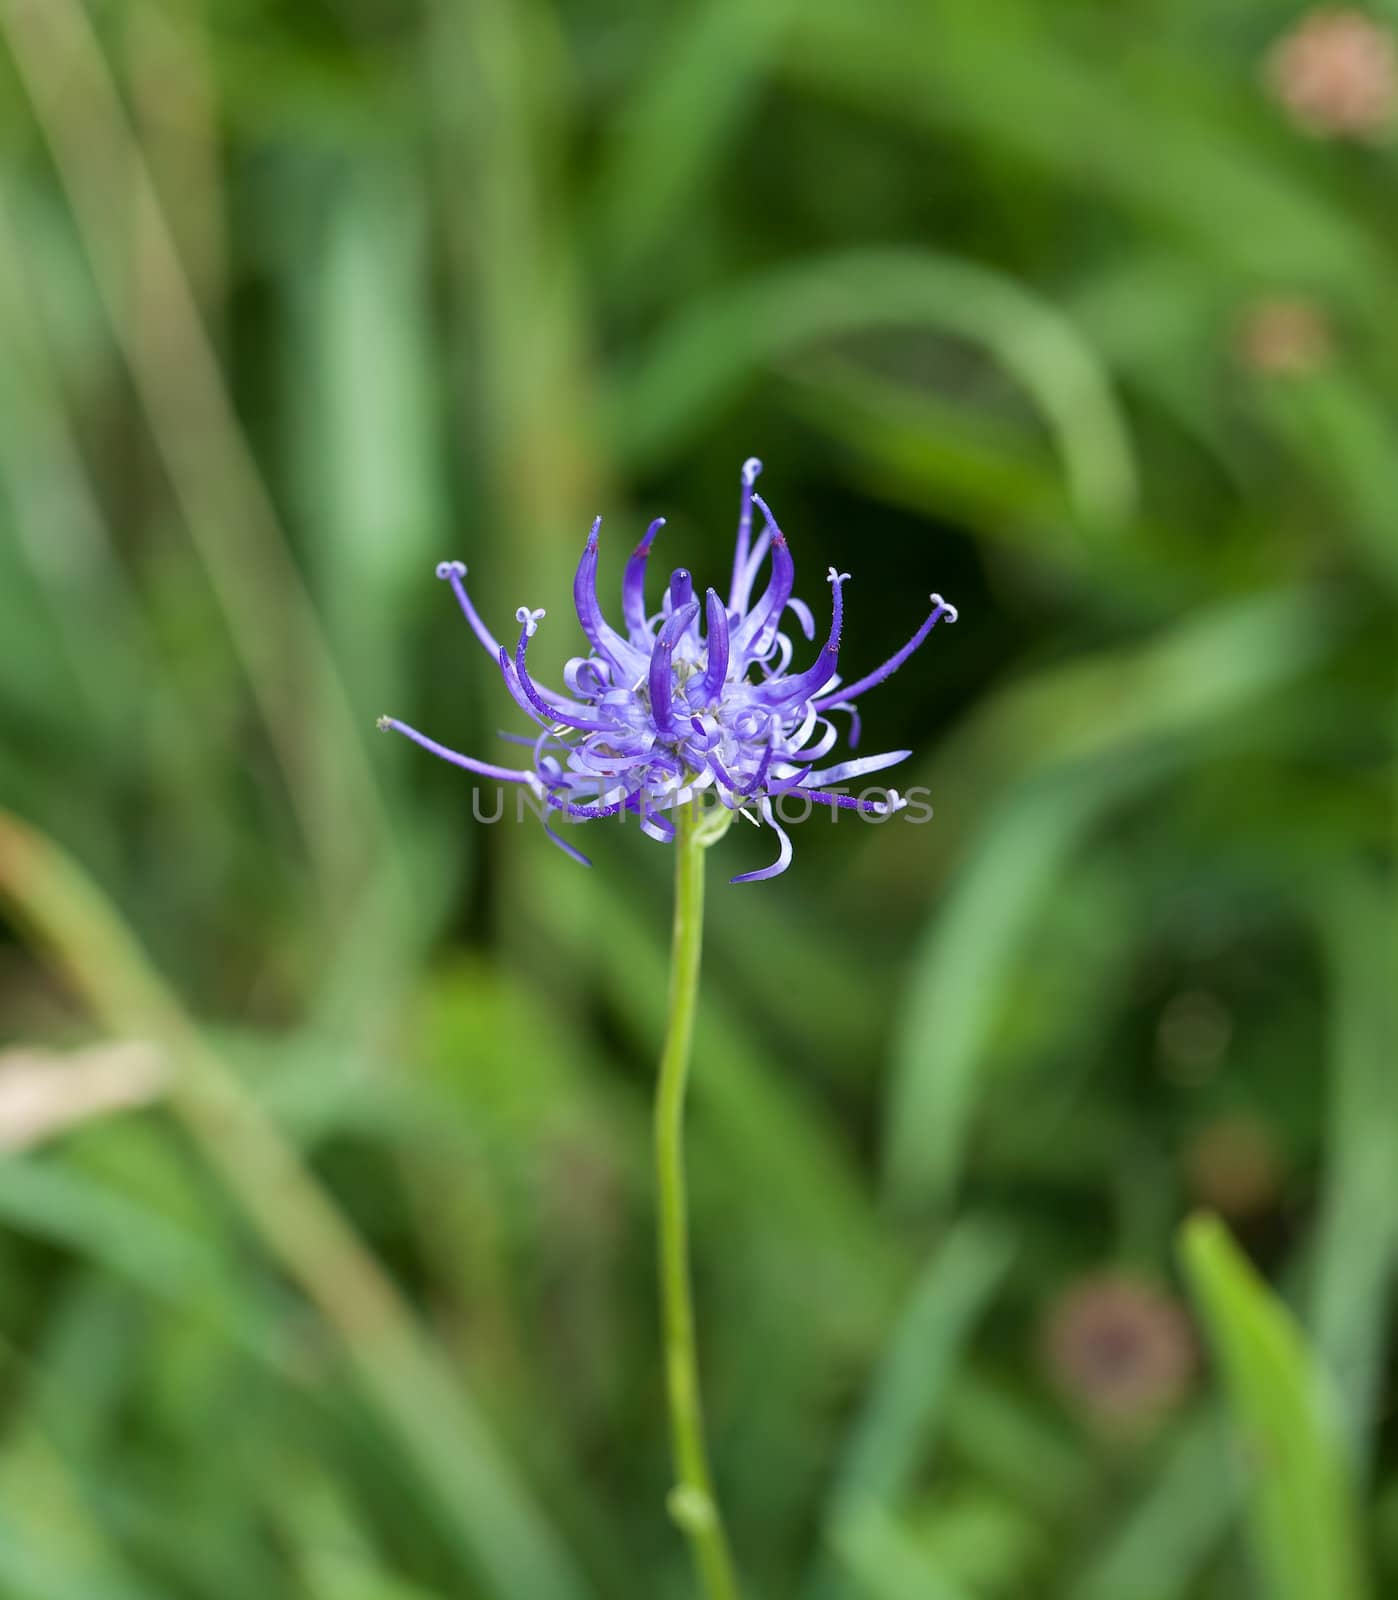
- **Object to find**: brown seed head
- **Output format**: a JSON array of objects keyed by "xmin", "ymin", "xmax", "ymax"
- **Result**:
[
  {"xmin": 1265, "ymin": 9, "xmax": 1398, "ymax": 139},
  {"xmin": 1044, "ymin": 1274, "xmax": 1196, "ymax": 1434}
]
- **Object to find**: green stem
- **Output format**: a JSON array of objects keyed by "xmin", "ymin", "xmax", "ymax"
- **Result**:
[{"xmin": 655, "ymin": 803, "xmax": 742, "ymax": 1600}]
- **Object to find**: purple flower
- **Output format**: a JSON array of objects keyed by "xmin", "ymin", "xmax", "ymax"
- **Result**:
[{"xmin": 378, "ymin": 459, "xmax": 957, "ymax": 882}]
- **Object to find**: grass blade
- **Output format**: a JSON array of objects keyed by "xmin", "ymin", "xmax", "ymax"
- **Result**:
[
  {"xmin": 608, "ymin": 248, "xmax": 1137, "ymax": 526},
  {"xmin": 1179, "ymin": 1214, "xmax": 1370, "ymax": 1600},
  {"xmin": 1306, "ymin": 874, "xmax": 1398, "ymax": 1472},
  {"xmin": 809, "ymin": 1221, "xmax": 1015, "ymax": 1600},
  {"xmin": 0, "ymin": 811, "xmax": 592, "ymax": 1600}
]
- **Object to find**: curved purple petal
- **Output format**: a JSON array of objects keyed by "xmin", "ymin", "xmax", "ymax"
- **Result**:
[
  {"xmin": 814, "ymin": 594, "xmax": 957, "ymax": 710},
  {"xmin": 639, "ymin": 801, "xmax": 677, "ymax": 843},
  {"xmin": 437, "ymin": 560, "xmax": 579, "ymax": 713},
  {"xmin": 542, "ymin": 818, "xmax": 594, "ymax": 866},
  {"xmin": 783, "ymin": 716, "xmax": 839, "ymax": 764},
  {"xmin": 697, "ymin": 588, "xmax": 730, "ymax": 702},
  {"xmin": 785, "ymin": 595, "xmax": 816, "ymax": 641},
  {"xmin": 513, "ymin": 625, "xmax": 615, "ymax": 733},
  {"xmin": 774, "ymin": 786, "xmax": 903, "ymax": 815},
  {"xmin": 436, "ymin": 561, "xmax": 501, "ymax": 659},
  {"xmin": 541, "ymin": 789, "xmax": 628, "ymax": 820},
  {"xmin": 622, "ymin": 518, "xmax": 665, "ymax": 640},
  {"xmin": 648, "ymin": 600, "xmax": 700, "ymax": 734},
  {"xmin": 730, "ymin": 798, "xmax": 793, "ymax": 884},
  {"xmin": 732, "ymin": 495, "xmax": 794, "ymax": 656},
  {"xmin": 797, "ymin": 749, "xmax": 910, "ymax": 786},
  {"xmin": 710, "ymin": 741, "xmax": 774, "ymax": 798},
  {"xmin": 732, "ymin": 525, "xmax": 773, "ymax": 622},
  {"xmin": 728, "ymin": 456, "xmax": 763, "ymax": 611},
  {"xmin": 574, "ymin": 519, "xmax": 646, "ymax": 677},
  {"xmin": 377, "ymin": 716, "xmax": 533, "ymax": 783},
  {"xmin": 756, "ymin": 568, "xmax": 845, "ymax": 707},
  {"xmin": 495, "ymin": 647, "xmax": 556, "ymax": 728}
]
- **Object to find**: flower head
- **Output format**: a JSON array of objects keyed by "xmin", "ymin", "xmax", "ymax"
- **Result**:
[
  {"xmin": 1043, "ymin": 1274, "xmax": 1196, "ymax": 1436},
  {"xmin": 1233, "ymin": 295, "xmax": 1335, "ymax": 376},
  {"xmin": 1265, "ymin": 8, "xmax": 1398, "ymax": 140},
  {"xmin": 378, "ymin": 459, "xmax": 956, "ymax": 882}
]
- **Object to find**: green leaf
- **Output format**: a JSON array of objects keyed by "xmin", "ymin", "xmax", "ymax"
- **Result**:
[
  {"xmin": 826, "ymin": 1503, "xmax": 973, "ymax": 1600},
  {"xmin": 1179, "ymin": 1214, "xmax": 1370, "ymax": 1600},
  {"xmin": 1071, "ymin": 1411, "xmax": 1238, "ymax": 1600},
  {"xmin": 608, "ymin": 248, "xmax": 1137, "ymax": 526},
  {"xmin": 1307, "ymin": 873, "xmax": 1398, "ymax": 1474},
  {"xmin": 809, "ymin": 1221, "xmax": 1015, "ymax": 1600},
  {"xmin": 592, "ymin": 0, "xmax": 798, "ymax": 288},
  {"xmin": 884, "ymin": 589, "xmax": 1344, "ymax": 1211}
]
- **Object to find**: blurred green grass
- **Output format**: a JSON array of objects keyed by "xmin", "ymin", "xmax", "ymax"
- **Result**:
[{"xmin": 0, "ymin": 1, "xmax": 1395, "ymax": 1596}]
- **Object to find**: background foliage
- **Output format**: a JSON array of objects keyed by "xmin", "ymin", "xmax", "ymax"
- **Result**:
[{"xmin": 1, "ymin": 2, "xmax": 1395, "ymax": 1597}]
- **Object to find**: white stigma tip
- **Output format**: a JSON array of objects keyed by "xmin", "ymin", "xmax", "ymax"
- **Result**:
[
  {"xmin": 375, "ymin": 715, "xmax": 392, "ymax": 731},
  {"xmin": 436, "ymin": 559, "xmax": 466, "ymax": 580},
  {"xmin": 742, "ymin": 457, "xmax": 763, "ymax": 484},
  {"xmin": 516, "ymin": 606, "xmax": 546, "ymax": 637},
  {"xmin": 828, "ymin": 567, "xmax": 851, "ymax": 584},
  {"xmin": 931, "ymin": 593, "xmax": 959, "ymax": 623},
  {"xmin": 884, "ymin": 789, "xmax": 908, "ymax": 813}
]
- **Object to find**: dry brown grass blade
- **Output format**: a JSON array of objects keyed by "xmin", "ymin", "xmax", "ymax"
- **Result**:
[{"xmin": 0, "ymin": 1040, "xmax": 167, "ymax": 1151}]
